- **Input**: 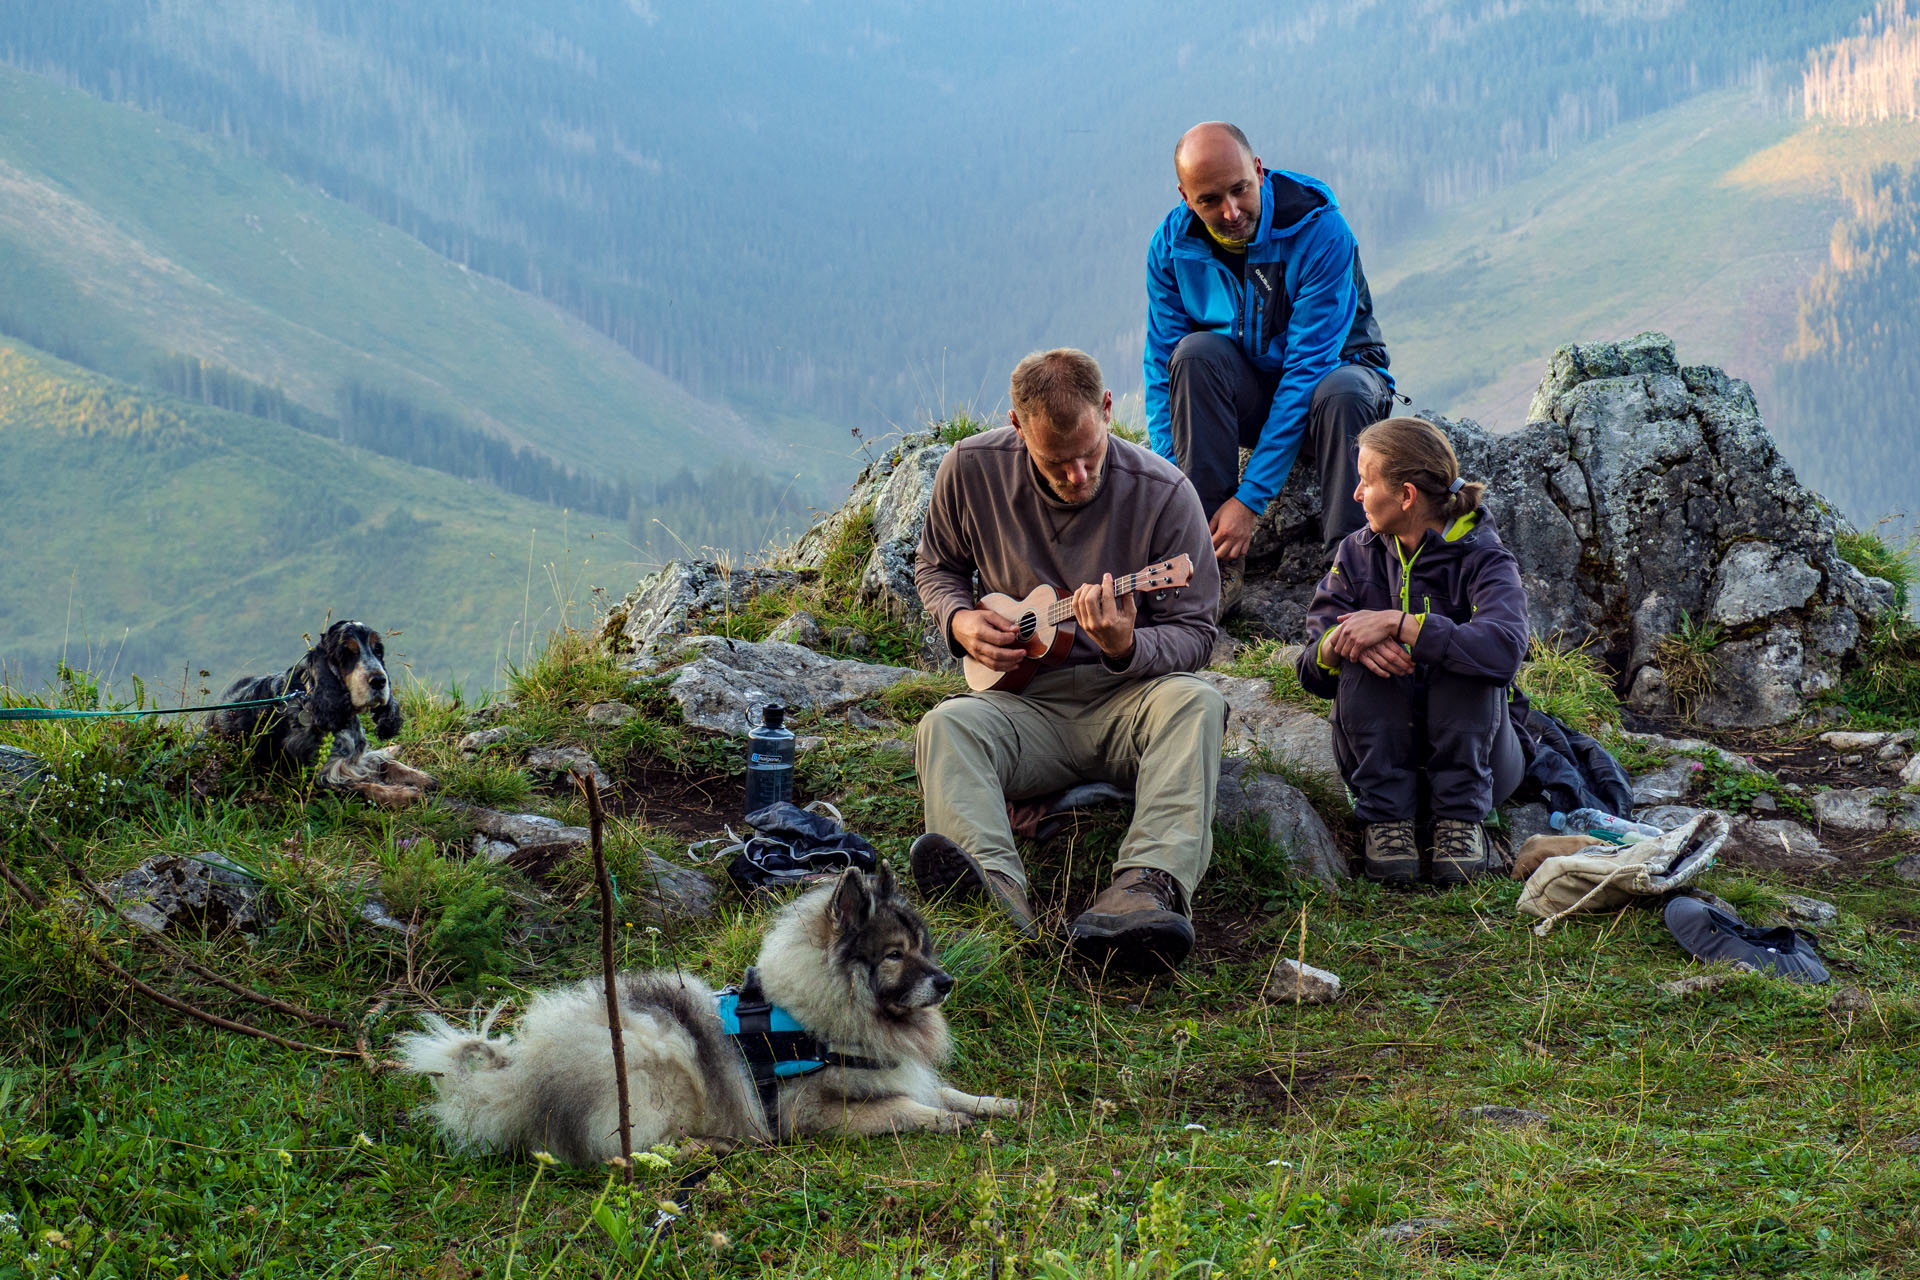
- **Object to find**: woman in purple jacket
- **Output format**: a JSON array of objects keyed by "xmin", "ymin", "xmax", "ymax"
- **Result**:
[{"xmin": 1294, "ymin": 418, "xmax": 1531, "ymax": 885}]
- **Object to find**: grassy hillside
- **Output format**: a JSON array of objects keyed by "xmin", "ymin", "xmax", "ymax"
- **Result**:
[
  {"xmin": 1373, "ymin": 90, "xmax": 1920, "ymax": 433},
  {"xmin": 0, "ymin": 62, "xmax": 848, "ymax": 487},
  {"xmin": 0, "ymin": 341, "xmax": 639, "ymax": 694}
]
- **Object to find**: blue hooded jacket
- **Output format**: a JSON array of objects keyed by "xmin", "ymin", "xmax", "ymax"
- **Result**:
[{"xmin": 1144, "ymin": 169, "xmax": 1390, "ymax": 514}]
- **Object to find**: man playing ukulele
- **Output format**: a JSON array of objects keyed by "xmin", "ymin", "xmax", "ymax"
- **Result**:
[{"xmin": 911, "ymin": 348, "xmax": 1225, "ymax": 971}]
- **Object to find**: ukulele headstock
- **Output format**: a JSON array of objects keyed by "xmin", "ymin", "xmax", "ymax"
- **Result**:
[{"xmin": 1139, "ymin": 553, "xmax": 1193, "ymax": 603}]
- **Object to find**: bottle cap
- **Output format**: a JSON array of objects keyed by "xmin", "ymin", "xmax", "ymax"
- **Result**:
[{"xmin": 764, "ymin": 704, "xmax": 787, "ymax": 730}]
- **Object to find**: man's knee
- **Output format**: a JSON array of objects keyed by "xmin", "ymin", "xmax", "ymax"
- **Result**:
[
  {"xmin": 1142, "ymin": 675, "xmax": 1227, "ymax": 739},
  {"xmin": 915, "ymin": 696, "xmax": 1003, "ymax": 761},
  {"xmin": 1168, "ymin": 330, "xmax": 1243, "ymax": 378},
  {"xmin": 1311, "ymin": 364, "xmax": 1386, "ymax": 417}
]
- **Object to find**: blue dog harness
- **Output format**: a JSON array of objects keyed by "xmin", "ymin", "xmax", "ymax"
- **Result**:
[{"xmin": 713, "ymin": 967, "xmax": 889, "ymax": 1127}]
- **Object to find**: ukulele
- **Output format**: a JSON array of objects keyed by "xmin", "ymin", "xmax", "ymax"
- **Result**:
[{"xmin": 960, "ymin": 554, "xmax": 1194, "ymax": 693}]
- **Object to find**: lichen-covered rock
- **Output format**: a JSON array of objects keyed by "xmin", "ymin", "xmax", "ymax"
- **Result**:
[
  {"xmin": 766, "ymin": 610, "xmax": 826, "ymax": 648},
  {"xmin": 459, "ymin": 725, "xmax": 519, "ymax": 753},
  {"xmin": 601, "ymin": 560, "xmax": 802, "ymax": 666},
  {"xmin": 104, "ymin": 853, "xmax": 269, "ymax": 939},
  {"xmin": 1264, "ymin": 956, "xmax": 1343, "ymax": 1004},
  {"xmin": 524, "ymin": 745, "xmax": 615, "ymax": 796},
  {"xmin": 1239, "ymin": 333, "xmax": 1894, "ymax": 728},
  {"xmin": 443, "ymin": 802, "xmax": 714, "ymax": 917},
  {"xmin": 586, "ymin": 701, "xmax": 637, "ymax": 726},
  {"xmin": 1197, "ymin": 672, "xmax": 1339, "ymax": 783},
  {"xmin": 1215, "ymin": 758, "xmax": 1345, "ymax": 883},
  {"xmin": 0, "ymin": 744, "xmax": 49, "ymax": 793},
  {"xmin": 666, "ymin": 636, "xmax": 915, "ymax": 734}
]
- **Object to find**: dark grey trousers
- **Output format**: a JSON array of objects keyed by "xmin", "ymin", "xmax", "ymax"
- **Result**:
[
  {"xmin": 1166, "ymin": 331, "xmax": 1392, "ymax": 549},
  {"xmin": 1330, "ymin": 664, "xmax": 1525, "ymax": 824}
]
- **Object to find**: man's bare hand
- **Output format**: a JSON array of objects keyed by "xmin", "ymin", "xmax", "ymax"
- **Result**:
[
  {"xmin": 952, "ymin": 608, "xmax": 1028, "ymax": 672},
  {"xmin": 1071, "ymin": 574, "xmax": 1137, "ymax": 662},
  {"xmin": 1209, "ymin": 497, "xmax": 1258, "ymax": 563}
]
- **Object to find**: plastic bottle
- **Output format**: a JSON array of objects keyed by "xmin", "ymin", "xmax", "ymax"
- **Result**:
[
  {"xmin": 744, "ymin": 703, "xmax": 795, "ymax": 815},
  {"xmin": 1548, "ymin": 807, "xmax": 1663, "ymax": 844}
]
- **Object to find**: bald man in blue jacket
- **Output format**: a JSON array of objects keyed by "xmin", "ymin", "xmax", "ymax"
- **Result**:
[{"xmin": 1145, "ymin": 122, "xmax": 1394, "ymax": 584}]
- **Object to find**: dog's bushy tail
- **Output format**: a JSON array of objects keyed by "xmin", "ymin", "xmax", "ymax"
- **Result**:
[
  {"xmin": 394, "ymin": 1005, "xmax": 530, "ymax": 1156},
  {"xmin": 395, "ymin": 975, "xmax": 769, "ymax": 1165}
]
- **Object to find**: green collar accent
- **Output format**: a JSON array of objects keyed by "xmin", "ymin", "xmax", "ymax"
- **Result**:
[{"xmin": 1443, "ymin": 510, "xmax": 1481, "ymax": 542}]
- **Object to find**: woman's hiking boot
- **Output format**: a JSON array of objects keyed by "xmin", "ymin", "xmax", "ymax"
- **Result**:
[
  {"xmin": 909, "ymin": 833, "xmax": 1036, "ymax": 936},
  {"xmin": 1068, "ymin": 867, "xmax": 1194, "ymax": 972},
  {"xmin": 1431, "ymin": 818, "xmax": 1493, "ymax": 886},
  {"xmin": 1362, "ymin": 820, "xmax": 1420, "ymax": 884}
]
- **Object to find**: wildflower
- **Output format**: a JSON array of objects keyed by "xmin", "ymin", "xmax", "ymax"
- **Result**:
[
  {"xmin": 1184, "ymin": 1123, "xmax": 1207, "ymax": 1133},
  {"xmin": 1688, "ymin": 761, "xmax": 1704, "ymax": 772},
  {"xmin": 634, "ymin": 1151, "xmax": 671, "ymax": 1171},
  {"xmin": 707, "ymin": 1231, "xmax": 731, "ymax": 1251},
  {"xmin": 532, "ymin": 1150, "xmax": 557, "ymax": 1166},
  {"xmin": 355, "ymin": 1132, "xmax": 374, "ymax": 1148},
  {"xmin": 276, "ymin": 1149, "xmax": 293, "ymax": 1166}
]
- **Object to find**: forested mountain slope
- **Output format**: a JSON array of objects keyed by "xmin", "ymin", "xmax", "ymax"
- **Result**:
[
  {"xmin": 0, "ymin": 340, "xmax": 632, "ymax": 694},
  {"xmin": 2, "ymin": 0, "xmax": 1877, "ymax": 423},
  {"xmin": 0, "ymin": 63, "xmax": 844, "ymax": 501}
]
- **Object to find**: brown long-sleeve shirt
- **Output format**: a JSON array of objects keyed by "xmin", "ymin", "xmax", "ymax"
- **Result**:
[{"xmin": 914, "ymin": 426, "xmax": 1221, "ymax": 678}]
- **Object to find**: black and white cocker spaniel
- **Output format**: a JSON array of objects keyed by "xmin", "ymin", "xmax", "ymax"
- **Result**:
[{"xmin": 210, "ymin": 620, "xmax": 434, "ymax": 804}]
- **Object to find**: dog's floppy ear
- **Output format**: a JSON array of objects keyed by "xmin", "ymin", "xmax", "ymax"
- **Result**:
[
  {"xmin": 372, "ymin": 684, "xmax": 404, "ymax": 740},
  {"xmin": 829, "ymin": 866, "xmax": 871, "ymax": 934},
  {"xmin": 305, "ymin": 647, "xmax": 353, "ymax": 728},
  {"xmin": 872, "ymin": 859, "xmax": 898, "ymax": 902}
]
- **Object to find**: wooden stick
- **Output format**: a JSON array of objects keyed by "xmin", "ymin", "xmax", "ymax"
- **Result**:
[{"xmin": 575, "ymin": 766, "xmax": 633, "ymax": 1179}]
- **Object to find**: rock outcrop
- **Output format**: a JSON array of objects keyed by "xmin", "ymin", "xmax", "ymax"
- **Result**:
[
  {"xmin": 1238, "ymin": 333, "xmax": 1894, "ymax": 727},
  {"xmin": 601, "ymin": 561, "xmax": 803, "ymax": 666}
]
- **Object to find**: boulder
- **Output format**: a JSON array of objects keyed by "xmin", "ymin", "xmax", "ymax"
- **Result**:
[
  {"xmin": 665, "ymin": 636, "xmax": 915, "ymax": 735},
  {"xmin": 445, "ymin": 802, "xmax": 714, "ymax": 918},
  {"xmin": 586, "ymin": 701, "xmax": 637, "ymax": 726},
  {"xmin": 1216, "ymin": 758, "xmax": 1346, "ymax": 883},
  {"xmin": 459, "ymin": 725, "xmax": 519, "ymax": 753},
  {"xmin": 1236, "ymin": 334, "xmax": 1893, "ymax": 727},
  {"xmin": 1197, "ymin": 673, "xmax": 1340, "ymax": 783},
  {"xmin": 524, "ymin": 745, "xmax": 615, "ymax": 796},
  {"xmin": 1900, "ymin": 754, "xmax": 1920, "ymax": 788},
  {"xmin": 1809, "ymin": 787, "xmax": 1920, "ymax": 834},
  {"xmin": 1719, "ymin": 817, "xmax": 1838, "ymax": 871},
  {"xmin": 1779, "ymin": 894, "xmax": 1838, "ymax": 927},
  {"xmin": 103, "ymin": 853, "xmax": 269, "ymax": 939},
  {"xmin": 1820, "ymin": 730, "xmax": 1914, "ymax": 753},
  {"xmin": 766, "ymin": 611, "xmax": 826, "ymax": 648},
  {"xmin": 602, "ymin": 560, "xmax": 802, "ymax": 666},
  {"xmin": 1896, "ymin": 855, "xmax": 1920, "ymax": 883},
  {"xmin": 792, "ymin": 433, "xmax": 951, "ymax": 618},
  {"xmin": 1264, "ymin": 957, "xmax": 1343, "ymax": 1004},
  {"xmin": 0, "ymin": 744, "xmax": 49, "ymax": 793},
  {"xmin": 1631, "ymin": 763, "xmax": 1696, "ymax": 807}
]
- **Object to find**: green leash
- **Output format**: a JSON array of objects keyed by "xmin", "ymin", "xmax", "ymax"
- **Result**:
[{"xmin": 0, "ymin": 694, "xmax": 298, "ymax": 723}]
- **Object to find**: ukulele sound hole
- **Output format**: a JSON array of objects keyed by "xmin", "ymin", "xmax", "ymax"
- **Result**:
[{"xmin": 1018, "ymin": 615, "xmax": 1037, "ymax": 640}]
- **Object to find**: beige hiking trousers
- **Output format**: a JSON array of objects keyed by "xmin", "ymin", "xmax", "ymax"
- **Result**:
[{"xmin": 914, "ymin": 664, "xmax": 1227, "ymax": 902}]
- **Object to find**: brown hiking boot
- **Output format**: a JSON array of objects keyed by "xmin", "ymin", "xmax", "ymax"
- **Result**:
[
  {"xmin": 909, "ymin": 833, "xmax": 1036, "ymax": 936},
  {"xmin": 1362, "ymin": 820, "xmax": 1420, "ymax": 885},
  {"xmin": 1068, "ymin": 867, "xmax": 1194, "ymax": 972},
  {"xmin": 1431, "ymin": 819, "xmax": 1492, "ymax": 887}
]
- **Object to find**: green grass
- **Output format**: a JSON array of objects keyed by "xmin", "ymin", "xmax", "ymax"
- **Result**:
[
  {"xmin": 1517, "ymin": 638, "xmax": 1621, "ymax": 735},
  {"xmin": 3, "ymin": 628, "xmax": 1919, "ymax": 1277},
  {"xmin": 0, "ymin": 340, "xmax": 632, "ymax": 693}
]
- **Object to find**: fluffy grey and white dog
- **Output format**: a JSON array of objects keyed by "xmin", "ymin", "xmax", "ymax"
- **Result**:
[{"xmin": 398, "ymin": 863, "xmax": 1020, "ymax": 1164}]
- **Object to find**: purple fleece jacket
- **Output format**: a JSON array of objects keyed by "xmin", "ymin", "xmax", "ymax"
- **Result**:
[{"xmin": 1294, "ymin": 508, "xmax": 1530, "ymax": 698}]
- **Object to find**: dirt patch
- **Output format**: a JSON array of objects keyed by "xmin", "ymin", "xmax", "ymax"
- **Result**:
[
  {"xmin": 602, "ymin": 757, "xmax": 741, "ymax": 837},
  {"xmin": 1213, "ymin": 1063, "xmax": 1338, "ymax": 1117}
]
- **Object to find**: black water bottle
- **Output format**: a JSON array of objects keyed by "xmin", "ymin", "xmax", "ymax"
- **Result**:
[{"xmin": 744, "ymin": 703, "xmax": 795, "ymax": 815}]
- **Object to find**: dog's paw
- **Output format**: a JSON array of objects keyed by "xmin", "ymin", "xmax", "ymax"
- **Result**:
[
  {"xmin": 932, "ymin": 1110, "xmax": 977, "ymax": 1135},
  {"xmin": 977, "ymin": 1095, "xmax": 1023, "ymax": 1118}
]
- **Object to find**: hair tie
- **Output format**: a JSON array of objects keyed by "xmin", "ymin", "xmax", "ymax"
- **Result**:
[{"xmin": 1447, "ymin": 477, "xmax": 1465, "ymax": 494}]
